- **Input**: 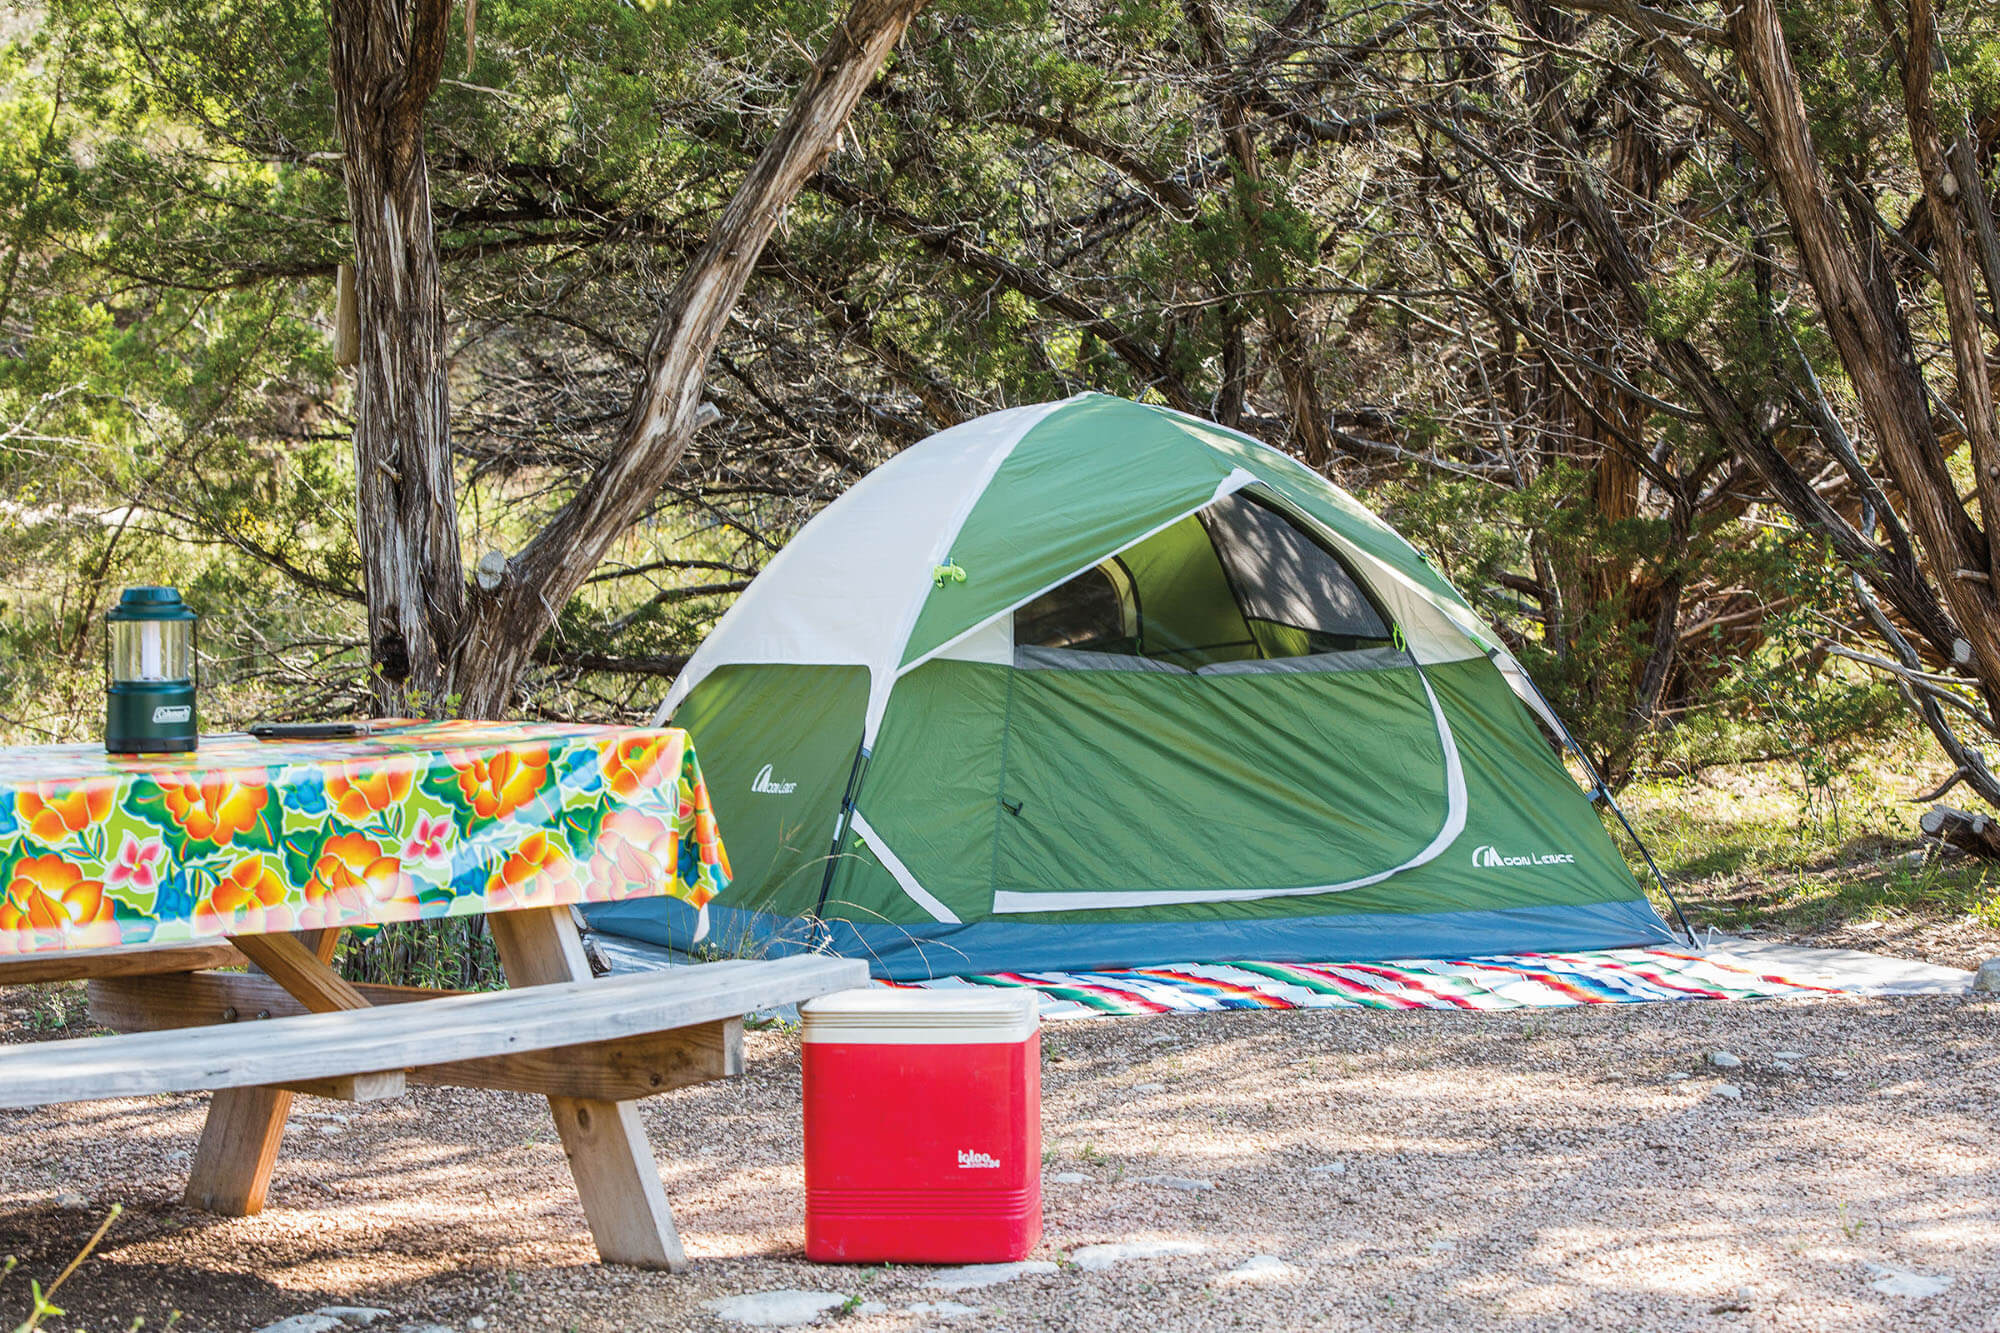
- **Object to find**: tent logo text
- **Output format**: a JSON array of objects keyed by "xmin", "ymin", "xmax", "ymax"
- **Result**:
[
  {"xmin": 751, "ymin": 764, "xmax": 798, "ymax": 795},
  {"xmin": 1470, "ymin": 844, "xmax": 1575, "ymax": 870},
  {"xmin": 957, "ymin": 1149, "xmax": 1000, "ymax": 1169}
]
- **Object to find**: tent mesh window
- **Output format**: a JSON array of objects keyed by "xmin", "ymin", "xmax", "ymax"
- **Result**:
[
  {"xmin": 1014, "ymin": 490, "xmax": 1398, "ymax": 670},
  {"xmin": 1200, "ymin": 492, "xmax": 1392, "ymax": 655}
]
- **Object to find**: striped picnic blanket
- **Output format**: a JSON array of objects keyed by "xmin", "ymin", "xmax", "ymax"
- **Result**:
[{"xmin": 890, "ymin": 947, "xmax": 1851, "ymax": 1020}]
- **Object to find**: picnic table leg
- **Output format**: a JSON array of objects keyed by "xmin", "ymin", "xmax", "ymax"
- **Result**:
[
  {"xmin": 183, "ymin": 928, "xmax": 344, "ymax": 1214},
  {"xmin": 488, "ymin": 906, "xmax": 687, "ymax": 1271}
]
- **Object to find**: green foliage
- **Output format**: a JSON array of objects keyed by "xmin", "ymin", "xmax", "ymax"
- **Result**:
[
  {"xmin": 0, "ymin": 0, "xmax": 1945, "ymax": 814},
  {"xmin": 337, "ymin": 918, "xmax": 503, "ymax": 991},
  {"xmin": 5, "ymin": 1202, "xmax": 125, "ymax": 1333}
]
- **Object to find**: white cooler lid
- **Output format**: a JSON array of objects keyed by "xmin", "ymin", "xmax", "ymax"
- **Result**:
[{"xmin": 800, "ymin": 987, "xmax": 1040, "ymax": 1045}]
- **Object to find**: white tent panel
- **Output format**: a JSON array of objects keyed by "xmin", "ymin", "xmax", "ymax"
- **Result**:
[
  {"xmin": 1333, "ymin": 545, "xmax": 1486, "ymax": 666},
  {"xmin": 656, "ymin": 399, "xmax": 1066, "ymax": 727},
  {"xmin": 938, "ymin": 616, "xmax": 1013, "ymax": 665}
]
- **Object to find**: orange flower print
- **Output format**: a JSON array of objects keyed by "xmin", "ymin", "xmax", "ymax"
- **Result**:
[
  {"xmin": 0, "ymin": 855, "xmax": 118, "ymax": 948},
  {"xmin": 582, "ymin": 809, "xmax": 679, "ymax": 902},
  {"xmin": 599, "ymin": 733, "xmax": 680, "ymax": 800},
  {"xmin": 693, "ymin": 806, "xmax": 731, "ymax": 890},
  {"xmin": 324, "ymin": 760, "xmax": 415, "ymax": 823},
  {"xmin": 158, "ymin": 776, "xmax": 269, "ymax": 847},
  {"xmin": 303, "ymin": 832, "xmax": 416, "ymax": 926},
  {"xmin": 488, "ymin": 830, "xmax": 582, "ymax": 911},
  {"xmin": 16, "ymin": 781, "xmax": 115, "ymax": 843},
  {"xmin": 194, "ymin": 856, "xmax": 294, "ymax": 936},
  {"xmin": 448, "ymin": 746, "xmax": 550, "ymax": 821}
]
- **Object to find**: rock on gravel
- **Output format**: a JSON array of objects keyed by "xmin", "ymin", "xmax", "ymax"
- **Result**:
[
  {"xmin": 906, "ymin": 1301, "xmax": 979, "ymax": 1317},
  {"xmin": 1130, "ymin": 1175, "xmax": 1214, "ymax": 1191},
  {"xmin": 924, "ymin": 1261, "xmax": 1059, "ymax": 1291},
  {"xmin": 1709, "ymin": 1051, "xmax": 1743, "ymax": 1068},
  {"xmin": 1975, "ymin": 959, "xmax": 2000, "ymax": 993},
  {"xmin": 1713, "ymin": 1082, "xmax": 1743, "ymax": 1100},
  {"xmin": 1774, "ymin": 1050, "xmax": 1807, "ymax": 1061},
  {"xmin": 1068, "ymin": 1240, "xmax": 1208, "ymax": 1271},
  {"xmin": 1866, "ymin": 1264, "xmax": 1955, "ymax": 1299},
  {"xmin": 1305, "ymin": 1162, "xmax": 1347, "ymax": 1177},
  {"xmin": 1216, "ymin": 1255, "xmax": 1296, "ymax": 1285},
  {"xmin": 1047, "ymin": 1171, "xmax": 1092, "ymax": 1184},
  {"xmin": 700, "ymin": 1291, "xmax": 849, "ymax": 1327},
  {"xmin": 253, "ymin": 1310, "xmax": 393, "ymax": 1333}
]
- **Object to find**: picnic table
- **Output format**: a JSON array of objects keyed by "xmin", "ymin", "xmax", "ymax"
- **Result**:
[{"xmin": 0, "ymin": 720, "xmax": 865, "ymax": 1269}]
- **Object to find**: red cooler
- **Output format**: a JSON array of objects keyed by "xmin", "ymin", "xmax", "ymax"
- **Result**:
[{"xmin": 801, "ymin": 987, "xmax": 1041, "ymax": 1264}]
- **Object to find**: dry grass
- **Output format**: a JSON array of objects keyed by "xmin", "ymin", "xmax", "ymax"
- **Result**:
[{"xmin": 1619, "ymin": 730, "xmax": 2000, "ymax": 970}]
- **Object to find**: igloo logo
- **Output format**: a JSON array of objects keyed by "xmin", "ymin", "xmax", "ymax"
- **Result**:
[
  {"xmin": 957, "ymin": 1149, "xmax": 1001, "ymax": 1169},
  {"xmin": 1470, "ymin": 844, "xmax": 1576, "ymax": 870},
  {"xmin": 750, "ymin": 764, "xmax": 797, "ymax": 795}
]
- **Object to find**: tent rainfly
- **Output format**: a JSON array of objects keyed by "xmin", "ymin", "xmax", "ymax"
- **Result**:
[{"xmin": 587, "ymin": 394, "xmax": 1678, "ymax": 979}]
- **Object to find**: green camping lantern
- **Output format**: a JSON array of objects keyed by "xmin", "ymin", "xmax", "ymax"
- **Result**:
[{"xmin": 105, "ymin": 586, "xmax": 198, "ymax": 754}]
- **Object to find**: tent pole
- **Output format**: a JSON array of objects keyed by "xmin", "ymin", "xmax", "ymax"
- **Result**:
[
  {"xmin": 1501, "ymin": 654, "xmax": 1700, "ymax": 948},
  {"xmin": 811, "ymin": 743, "xmax": 872, "ymax": 938},
  {"xmin": 1600, "ymin": 788, "xmax": 1699, "ymax": 949}
]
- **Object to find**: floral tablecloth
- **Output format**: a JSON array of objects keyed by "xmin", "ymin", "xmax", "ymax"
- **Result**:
[{"xmin": 0, "ymin": 721, "xmax": 731, "ymax": 955}]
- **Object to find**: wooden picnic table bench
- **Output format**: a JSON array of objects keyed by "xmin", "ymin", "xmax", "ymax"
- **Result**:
[
  {"xmin": 0, "ymin": 918, "xmax": 860, "ymax": 1268},
  {"xmin": 0, "ymin": 944, "xmax": 858, "ymax": 1109},
  {"xmin": 0, "ymin": 721, "xmax": 856, "ymax": 1269}
]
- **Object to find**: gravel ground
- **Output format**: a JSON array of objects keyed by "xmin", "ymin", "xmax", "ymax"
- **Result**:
[{"xmin": 3, "ymin": 986, "xmax": 1998, "ymax": 1333}]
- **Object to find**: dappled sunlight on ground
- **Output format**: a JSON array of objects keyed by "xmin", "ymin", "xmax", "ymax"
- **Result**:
[{"xmin": 8, "ymin": 994, "xmax": 1992, "ymax": 1331}]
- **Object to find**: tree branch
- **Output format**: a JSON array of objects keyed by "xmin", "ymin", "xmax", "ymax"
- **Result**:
[{"xmin": 453, "ymin": 0, "xmax": 932, "ymax": 715}]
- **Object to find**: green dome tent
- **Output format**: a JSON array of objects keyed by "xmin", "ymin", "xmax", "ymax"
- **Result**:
[{"xmin": 588, "ymin": 394, "xmax": 1678, "ymax": 978}]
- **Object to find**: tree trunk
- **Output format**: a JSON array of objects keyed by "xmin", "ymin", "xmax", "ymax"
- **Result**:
[
  {"xmin": 323, "ymin": 0, "xmax": 927, "ymax": 722},
  {"xmin": 1728, "ymin": 0, "xmax": 2000, "ymax": 710},
  {"xmin": 449, "ymin": 0, "xmax": 931, "ymax": 716},
  {"xmin": 329, "ymin": 0, "xmax": 464, "ymax": 716},
  {"xmin": 1919, "ymin": 804, "xmax": 2000, "ymax": 858},
  {"xmin": 1899, "ymin": 0, "xmax": 2000, "ymax": 574}
]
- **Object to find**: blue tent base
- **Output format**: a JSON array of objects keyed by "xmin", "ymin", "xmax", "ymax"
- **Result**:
[{"xmin": 583, "ymin": 897, "xmax": 1677, "ymax": 982}]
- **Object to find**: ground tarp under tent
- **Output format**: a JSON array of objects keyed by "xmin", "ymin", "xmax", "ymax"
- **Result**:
[
  {"xmin": 875, "ymin": 939, "xmax": 1975, "ymax": 1019},
  {"xmin": 588, "ymin": 393, "xmax": 1679, "ymax": 978}
]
